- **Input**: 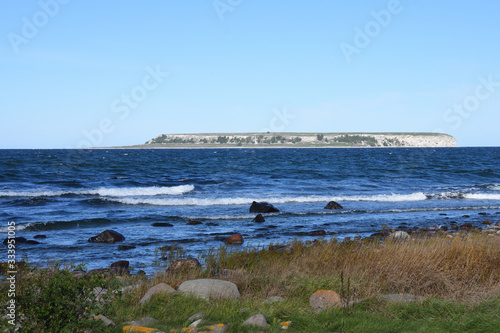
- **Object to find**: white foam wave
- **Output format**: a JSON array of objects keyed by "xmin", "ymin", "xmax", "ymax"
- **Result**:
[
  {"xmin": 464, "ymin": 193, "xmax": 500, "ymax": 200},
  {"xmin": 108, "ymin": 192, "xmax": 429, "ymax": 206},
  {"xmin": 0, "ymin": 185, "xmax": 194, "ymax": 197}
]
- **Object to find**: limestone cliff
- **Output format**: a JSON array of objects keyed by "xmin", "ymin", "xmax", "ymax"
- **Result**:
[{"xmin": 143, "ymin": 133, "xmax": 457, "ymax": 148}]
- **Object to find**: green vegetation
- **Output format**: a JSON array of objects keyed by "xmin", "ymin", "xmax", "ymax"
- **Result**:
[
  {"xmin": 3, "ymin": 233, "xmax": 496, "ymax": 332},
  {"xmin": 333, "ymin": 134, "xmax": 378, "ymax": 146}
]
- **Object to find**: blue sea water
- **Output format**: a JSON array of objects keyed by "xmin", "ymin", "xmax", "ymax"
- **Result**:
[{"xmin": 1, "ymin": 147, "xmax": 499, "ymax": 274}]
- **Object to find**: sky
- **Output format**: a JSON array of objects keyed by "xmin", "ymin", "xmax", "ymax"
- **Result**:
[{"xmin": 1, "ymin": 0, "xmax": 499, "ymax": 148}]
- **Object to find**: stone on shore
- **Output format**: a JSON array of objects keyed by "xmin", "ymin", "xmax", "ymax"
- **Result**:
[
  {"xmin": 242, "ymin": 314, "xmax": 268, "ymax": 330},
  {"xmin": 309, "ymin": 290, "xmax": 342, "ymax": 311},
  {"xmin": 118, "ymin": 245, "xmax": 136, "ymax": 251},
  {"xmin": 324, "ymin": 201, "xmax": 343, "ymax": 209},
  {"xmin": 249, "ymin": 201, "xmax": 279, "ymax": 213},
  {"xmin": 178, "ymin": 279, "xmax": 240, "ymax": 300},
  {"xmin": 187, "ymin": 220, "xmax": 203, "ymax": 225},
  {"xmin": 388, "ymin": 231, "xmax": 410, "ymax": 240},
  {"xmin": 167, "ymin": 258, "xmax": 202, "ymax": 273},
  {"xmin": 88, "ymin": 230, "xmax": 125, "ymax": 243},
  {"xmin": 140, "ymin": 283, "xmax": 176, "ymax": 305},
  {"xmin": 92, "ymin": 314, "xmax": 115, "ymax": 327},
  {"xmin": 224, "ymin": 233, "xmax": 243, "ymax": 245},
  {"xmin": 252, "ymin": 214, "xmax": 266, "ymax": 223}
]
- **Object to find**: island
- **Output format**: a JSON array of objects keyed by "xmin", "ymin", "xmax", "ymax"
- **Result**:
[{"xmin": 124, "ymin": 132, "xmax": 457, "ymax": 148}]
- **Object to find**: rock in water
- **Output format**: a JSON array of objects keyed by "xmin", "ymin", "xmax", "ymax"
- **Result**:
[
  {"xmin": 249, "ymin": 201, "xmax": 279, "ymax": 213},
  {"xmin": 324, "ymin": 201, "xmax": 343, "ymax": 209},
  {"xmin": 225, "ymin": 233, "xmax": 243, "ymax": 245},
  {"xmin": 88, "ymin": 230, "xmax": 125, "ymax": 243},
  {"xmin": 252, "ymin": 214, "xmax": 265, "ymax": 222},
  {"xmin": 309, "ymin": 290, "xmax": 342, "ymax": 311},
  {"xmin": 178, "ymin": 279, "xmax": 240, "ymax": 300}
]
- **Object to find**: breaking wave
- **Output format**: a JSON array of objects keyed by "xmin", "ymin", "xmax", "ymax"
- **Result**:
[{"xmin": 0, "ymin": 185, "xmax": 195, "ymax": 198}]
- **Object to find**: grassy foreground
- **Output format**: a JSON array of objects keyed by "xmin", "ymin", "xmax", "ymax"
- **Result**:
[{"xmin": 2, "ymin": 232, "xmax": 500, "ymax": 332}]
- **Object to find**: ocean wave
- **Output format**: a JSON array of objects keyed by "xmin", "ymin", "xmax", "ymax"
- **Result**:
[
  {"xmin": 463, "ymin": 193, "xmax": 500, "ymax": 200},
  {"xmin": 107, "ymin": 192, "xmax": 429, "ymax": 206},
  {"xmin": 0, "ymin": 185, "xmax": 195, "ymax": 198}
]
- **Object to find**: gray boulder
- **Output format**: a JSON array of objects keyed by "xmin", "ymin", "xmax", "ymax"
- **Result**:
[
  {"xmin": 178, "ymin": 279, "xmax": 240, "ymax": 301},
  {"xmin": 140, "ymin": 283, "xmax": 176, "ymax": 304},
  {"xmin": 324, "ymin": 201, "xmax": 343, "ymax": 209},
  {"xmin": 242, "ymin": 314, "xmax": 268, "ymax": 329}
]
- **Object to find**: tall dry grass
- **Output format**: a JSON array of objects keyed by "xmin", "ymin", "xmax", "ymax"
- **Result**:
[{"xmin": 152, "ymin": 233, "xmax": 500, "ymax": 303}]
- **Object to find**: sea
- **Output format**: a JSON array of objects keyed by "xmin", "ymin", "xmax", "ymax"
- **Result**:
[{"xmin": 1, "ymin": 147, "xmax": 499, "ymax": 274}]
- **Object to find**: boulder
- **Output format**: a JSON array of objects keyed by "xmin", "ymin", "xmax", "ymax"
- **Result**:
[
  {"xmin": 242, "ymin": 314, "xmax": 267, "ymax": 330},
  {"xmin": 309, "ymin": 290, "xmax": 342, "ymax": 312},
  {"xmin": 140, "ymin": 283, "xmax": 176, "ymax": 304},
  {"xmin": 178, "ymin": 279, "xmax": 240, "ymax": 300},
  {"xmin": 482, "ymin": 219, "xmax": 492, "ymax": 225},
  {"xmin": 88, "ymin": 230, "xmax": 125, "ymax": 243},
  {"xmin": 111, "ymin": 260, "xmax": 129, "ymax": 269},
  {"xmin": 151, "ymin": 222, "xmax": 173, "ymax": 227},
  {"xmin": 224, "ymin": 233, "xmax": 243, "ymax": 245},
  {"xmin": 166, "ymin": 258, "xmax": 202, "ymax": 272},
  {"xmin": 3, "ymin": 237, "xmax": 27, "ymax": 245},
  {"xmin": 388, "ymin": 231, "xmax": 410, "ymax": 240},
  {"xmin": 187, "ymin": 220, "xmax": 203, "ymax": 225},
  {"xmin": 252, "ymin": 214, "xmax": 265, "ymax": 223},
  {"xmin": 324, "ymin": 201, "xmax": 343, "ymax": 209},
  {"xmin": 249, "ymin": 201, "xmax": 279, "ymax": 213}
]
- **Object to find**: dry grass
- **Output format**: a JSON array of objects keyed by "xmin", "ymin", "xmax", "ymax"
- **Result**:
[{"xmin": 148, "ymin": 233, "xmax": 500, "ymax": 304}]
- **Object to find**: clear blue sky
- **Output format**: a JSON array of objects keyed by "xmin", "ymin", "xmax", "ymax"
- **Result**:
[{"xmin": 1, "ymin": 0, "xmax": 499, "ymax": 148}]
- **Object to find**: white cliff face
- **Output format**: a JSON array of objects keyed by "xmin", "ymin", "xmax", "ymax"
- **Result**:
[{"xmin": 146, "ymin": 133, "xmax": 457, "ymax": 148}]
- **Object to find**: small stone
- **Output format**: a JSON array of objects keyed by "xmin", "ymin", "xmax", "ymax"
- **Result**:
[
  {"xmin": 34, "ymin": 234, "xmax": 47, "ymax": 239},
  {"xmin": 167, "ymin": 258, "xmax": 201, "ymax": 273},
  {"xmin": 252, "ymin": 214, "xmax": 266, "ymax": 223},
  {"xmin": 26, "ymin": 240, "xmax": 41, "ymax": 245},
  {"xmin": 242, "ymin": 314, "xmax": 267, "ymax": 329},
  {"xmin": 187, "ymin": 312, "xmax": 204, "ymax": 323},
  {"xmin": 92, "ymin": 314, "xmax": 115, "ymax": 327},
  {"xmin": 309, "ymin": 290, "xmax": 342, "ymax": 312},
  {"xmin": 187, "ymin": 220, "xmax": 203, "ymax": 225},
  {"xmin": 483, "ymin": 219, "xmax": 492, "ymax": 225},
  {"xmin": 389, "ymin": 231, "xmax": 410, "ymax": 240},
  {"xmin": 140, "ymin": 283, "xmax": 176, "ymax": 304},
  {"xmin": 152, "ymin": 222, "xmax": 173, "ymax": 227},
  {"xmin": 121, "ymin": 285, "xmax": 140, "ymax": 294},
  {"xmin": 188, "ymin": 319, "xmax": 203, "ymax": 328},
  {"xmin": 263, "ymin": 296, "xmax": 285, "ymax": 304},
  {"xmin": 118, "ymin": 245, "xmax": 136, "ymax": 250},
  {"xmin": 309, "ymin": 230, "xmax": 326, "ymax": 236},
  {"xmin": 201, "ymin": 324, "xmax": 228, "ymax": 332},
  {"xmin": 224, "ymin": 233, "xmax": 243, "ymax": 245},
  {"xmin": 111, "ymin": 260, "xmax": 129, "ymax": 269},
  {"xmin": 132, "ymin": 317, "xmax": 159, "ymax": 326},
  {"xmin": 122, "ymin": 325, "xmax": 158, "ymax": 332}
]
